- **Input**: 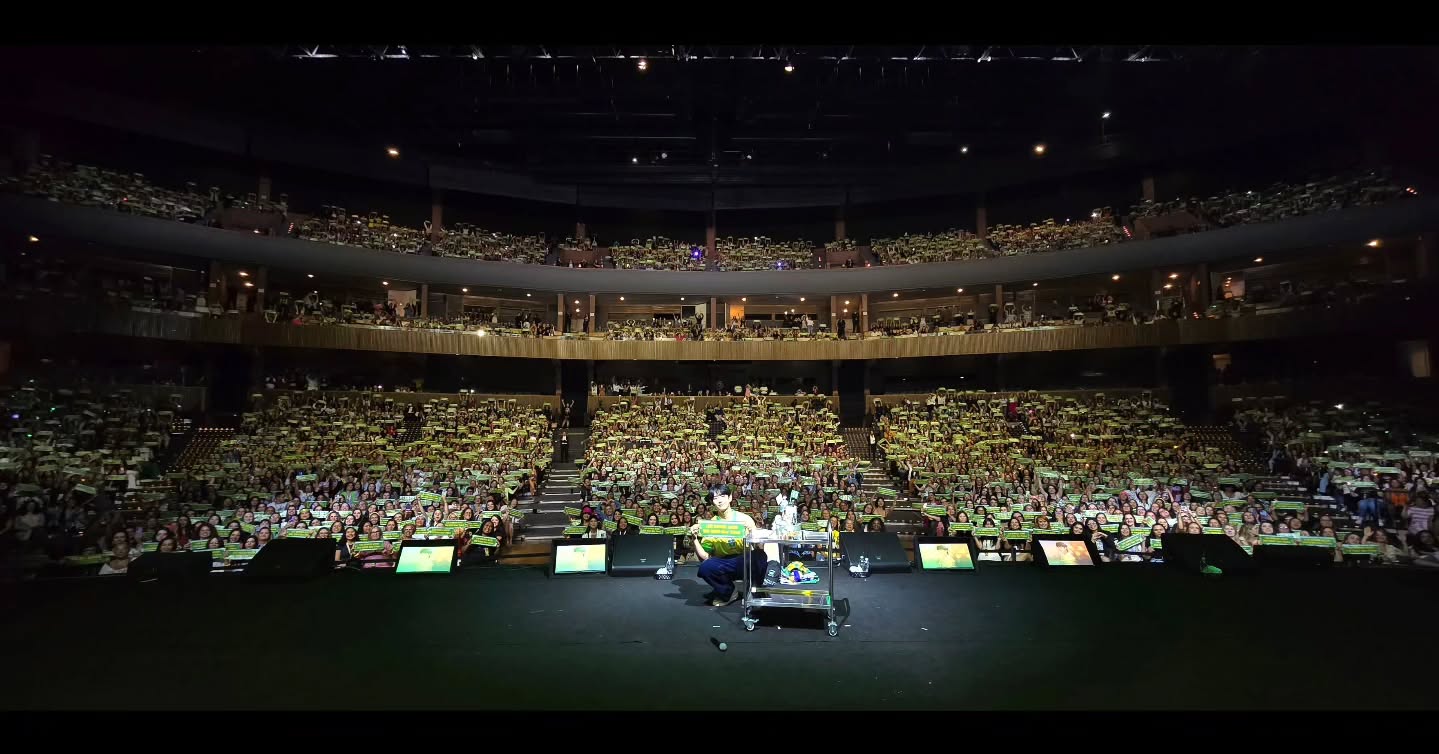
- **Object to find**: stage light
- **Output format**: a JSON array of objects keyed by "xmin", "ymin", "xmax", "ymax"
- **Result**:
[
  {"xmin": 1033, "ymin": 143, "xmax": 1046, "ymax": 155},
  {"xmin": 1367, "ymin": 239, "xmax": 1381, "ymax": 247},
  {"xmin": 386, "ymin": 147, "xmax": 400, "ymax": 158},
  {"xmin": 1102, "ymin": 111, "xmax": 1111, "ymax": 119},
  {"xmin": 1253, "ymin": 257, "xmax": 1263, "ymax": 263},
  {"xmin": 960, "ymin": 146, "xmax": 969, "ymax": 154},
  {"xmin": 238, "ymin": 271, "xmax": 249, "ymax": 277},
  {"xmin": 637, "ymin": 58, "xmax": 648, "ymax": 71},
  {"xmin": 1168, "ymin": 273, "xmax": 1179, "ymax": 279},
  {"xmin": 784, "ymin": 63, "xmax": 795, "ymax": 73},
  {"xmin": 27, "ymin": 235, "xmax": 39, "ymax": 243},
  {"xmin": 1112, "ymin": 274, "xmax": 1120, "ymax": 281}
]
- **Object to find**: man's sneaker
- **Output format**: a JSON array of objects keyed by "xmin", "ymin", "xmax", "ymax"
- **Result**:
[{"xmin": 710, "ymin": 591, "xmax": 740, "ymax": 607}]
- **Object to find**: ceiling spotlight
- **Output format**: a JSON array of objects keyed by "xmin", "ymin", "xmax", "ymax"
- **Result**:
[
  {"xmin": 1091, "ymin": 210, "xmax": 1100, "ymax": 219},
  {"xmin": 1334, "ymin": 403, "xmax": 1345, "ymax": 410},
  {"xmin": 784, "ymin": 63, "xmax": 795, "ymax": 73},
  {"xmin": 243, "ymin": 281, "xmax": 254, "ymax": 288},
  {"xmin": 959, "ymin": 146, "xmax": 969, "ymax": 154},
  {"xmin": 574, "ymin": 300, "xmax": 579, "ymax": 304},
  {"xmin": 741, "ymin": 297, "xmax": 747, "ymax": 302},
  {"xmin": 1032, "ymin": 282, "xmax": 1039, "ymax": 287},
  {"xmin": 680, "ymin": 297, "xmax": 685, "ymax": 301},
  {"xmin": 1163, "ymin": 284, "xmax": 1173, "ymax": 290},
  {"xmin": 660, "ymin": 152, "xmax": 668, "ymax": 160},
  {"xmin": 619, "ymin": 296, "xmax": 625, "ymax": 301},
  {"xmin": 461, "ymin": 288, "xmax": 469, "ymax": 293},
  {"xmin": 1112, "ymin": 274, "xmax": 1121, "ymax": 281},
  {"xmin": 892, "ymin": 292, "xmax": 899, "ymax": 298},
  {"xmin": 238, "ymin": 271, "xmax": 249, "ymax": 277},
  {"xmin": 386, "ymin": 147, "xmax": 400, "ymax": 158},
  {"xmin": 1168, "ymin": 273, "xmax": 1179, "ymax": 279},
  {"xmin": 1253, "ymin": 257, "xmax": 1264, "ymax": 263},
  {"xmin": 799, "ymin": 297, "xmax": 806, "ymax": 302},
  {"xmin": 1102, "ymin": 111, "xmax": 1111, "ymax": 119},
  {"xmin": 27, "ymin": 235, "xmax": 39, "ymax": 243},
  {"xmin": 382, "ymin": 281, "xmax": 389, "ymax": 286},
  {"xmin": 843, "ymin": 308, "xmax": 849, "ymax": 313},
  {"xmin": 956, "ymin": 288, "xmax": 964, "ymax": 293},
  {"xmin": 631, "ymin": 156, "xmax": 638, "ymax": 164},
  {"xmin": 307, "ymin": 274, "xmax": 314, "ymax": 279},
  {"xmin": 526, "ymin": 293, "xmax": 531, "ymax": 297},
  {"xmin": 637, "ymin": 58, "xmax": 648, "ymax": 71},
  {"xmin": 844, "ymin": 300, "xmax": 850, "ymax": 305},
  {"xmin": 745, "ymin": 154, "xmax": 753, "ymax": 160},
  {"xmin": 1033, "ymin": 143, "xmax": 1046, "ymax": 155},
  {"xmin": 1367, "ymin": 239, "xmax": 1381, "ymax": 247}
]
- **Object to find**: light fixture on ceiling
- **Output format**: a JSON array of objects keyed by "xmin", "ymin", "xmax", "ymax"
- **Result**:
[
  {"xmin": 573, "ymin": 300, "xmax": 579, "ymax": 304},
  {"xmin": 243, "ymin": 281, "xmax": 254, "ymax": 288},
  {"xmin": 386, "ymin": 147, "xmax": 400, "ymax": 158},
  {"xmin": 525, "ymin": 293, "xmax": 531, "ymax": 297},
  {"xmin": 1168, "ymin": 273, "xmax": 1179, "ymax": 279},
  {"xmin": 1102, "ymin": 111, "xmax": 1111, "ymax": 119},
  {"xmin": 1033, "ymin": 143, "xmax": 1046, "ymax": 155},
  {"xmin": 631, "ymin": 156, "xmax": 638, "ymax": 164},
  {"xmin": 959, "ymin": 146, "xmax": 969, "ymax": 154},
  {"xmin": 307, "ymin": 273, "xmax": 314, "ymax": 279},
  {"xmin": 1163, "ymin": 284, "xmax": 1173, "ymax": 290},
  {"xmin": 1091, "ymin": 210, "xmax": 1100, "ymax": 219},
  {"xmin": 799, "ymin": 297, "xmax": 806, "ymax": 302},
  {"xmin": 27, "ymin": 235, "xmax": 39, "ymax": 243},
  {"xmin": 382, "ymin": 281, "xmax": 389, "ymax": 286},
  {"xmin": 1367, "ymin": 239, "xmax": 1381, "ymax": 247},
  {"xmin": 892, "ymin": 292, "xmax": 899, "ymax": 297},
  {"xmin": 1253, "ymin": 257, "xmax": 1263, "ymax": 263},
  {"xmin": 1032, "ymin": 282, "xmax": 1039, "ymax": 287},
  {"xmin": 660, "ymin": 152, "xmax": 667, "ymax": 159},
  {"xmin": 619, "ymin": 296, "xmax": 625, "ymax": 301},
  {"xmin": 956, "ymin": 288, "xmax": 964, "ymax": 293},
  {"xmin": 1112, "ymin": 274, "xmax": 1121, "ymax": 281},
  {"xmin": 637, "ymin": 58, "xmax": 648, "ymax": 71},
  {"xmin": 461, "ymin": 288, "xmax": 469, "ymax": 293},
  {"xmin": 741, "ymin": 297, "xmax": 747, "ymax": 302},
  {"xmin": 238, "ymin": 271, "xmax": 249, "ymax": 277},
  {"xmin": 680, "ymin": 297, "xmax": 685, "ymax": 301},
  {"xmin": 784, "ymin": 62, "xmax": 795, "ymax": 73}
]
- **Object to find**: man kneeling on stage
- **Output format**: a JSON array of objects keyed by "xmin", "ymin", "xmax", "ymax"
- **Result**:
[{"xmin": 689, "ymin": 487, "xmax": 767, "ymax": 607}]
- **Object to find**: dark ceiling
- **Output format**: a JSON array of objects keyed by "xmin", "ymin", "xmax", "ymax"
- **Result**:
[{"xmin": 7, "ymin": 45, "xmax": 1436, "ymax": 176}]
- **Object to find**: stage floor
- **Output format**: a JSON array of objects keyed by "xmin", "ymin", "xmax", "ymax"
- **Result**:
[{"xmin": 4, "ymin": 563, "xmax": 1438, "ymax": 710}]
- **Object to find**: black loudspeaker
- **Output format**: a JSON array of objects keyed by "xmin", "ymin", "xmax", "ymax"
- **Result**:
[
  {"xmin": 1161, "ymin": 534, "xmax": 1257, "ymax": 574},
  {"xmin": 244, "ymin": 539, "xmax": 336, "ymax": 582},
  {"xmin": 1253, "ymin": 544, "xmax": 1334, "ymax": 569},
  {"xmin": 129, "ymin": 552, "xmax": 212, "ymax": 581},
  {"xmin": 608, "ymin": 534, "xmax": 674, "ymax": 576},
  {"xmin": 838, "ymin": 532, "xmax": 911, "ymax": 573}
]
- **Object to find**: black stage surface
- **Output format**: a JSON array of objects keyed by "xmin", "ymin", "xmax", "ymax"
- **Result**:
[{"xmin": 4, "ymin": 563, "xmax": 1437, "ymax": 710}]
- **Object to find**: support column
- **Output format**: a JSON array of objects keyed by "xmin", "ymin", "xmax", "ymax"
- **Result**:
[
  {"xmin": 208, "ymin": 260, "xmax": 224, "ymax": 309},
  {"xmin": 831, "ymin": 360, "xmax": 840, "ymax": 400},
  {"xmin": 1195, "ymin": 263, "xmax": 1212, "ymax": 310},
  {"xmin": 862, "ymin": 359, "xmax": 872, "ymax": 410},
  {"xmin": 860, "ymin": 293, "xmax": 870, "ymax": 336},
  {"xmin": 708, "ymin": 297, "xmax": 717, "ymax": 329},
  {"xmin": 834, "ymin": 205, "xmax": 846, "ymax": 242},
  {"xmin": 258, "ymin": 174, "xmax": 272, "ymax": 202},
  {"xmin": 830, "ymin": 296, "xmax": 839, "ymax": 335},
  {"xmin": 1142, "ymin": 174, "xmax": 1156, "ymax": 202},
  {"xmin": 253, "ymin": 266, "xmax": 268, "ymax": 314},
  {"xmin": 994, "ymin": 284, "xmax": 1004, "ymax": 325},
  {"xmin": 705, "ymin": 213, "xmax": 717, "ymax": 258},
  {"xmin": 555, "ymin": 360, "xmax": 563, "ymax": 401},
  {"xmin": 976, "ymin": 205, "xmax": 988, "ymax": 239},
  {"xmin": 556, "ymin": 293, "xmax": 566, "ymax": 331},
  {"xmin": 995, "ymin": 354, "xmax": 1007, "ymax": 391},
  {"xmin": 587, "ymin": 294, "xmax": 596, "ymax": 335},
  {"xmin": 430, "ymin": 191, "xmax": 444, "ymax": 242},
  {"xmin": 1416, "ymin": 232, "xmax": 1435, "ymax": 281},
  {"xmin": 420, "ymin": 284, "xmax": 429, "ymax": 318}
]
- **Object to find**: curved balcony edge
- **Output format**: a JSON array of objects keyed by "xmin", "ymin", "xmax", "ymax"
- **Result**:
[{"xmin": 2, "ymin": 194, "xmax": 1436, "ymax": 296}]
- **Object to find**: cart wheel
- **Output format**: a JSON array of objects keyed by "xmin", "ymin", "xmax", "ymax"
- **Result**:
[
  {"xmin": 826, "ymin": 621, "xmax": 839, "ymax": 637},
  {"xmin": 743, "ymin": 618, "xmax": 757, "ymax": 632}
]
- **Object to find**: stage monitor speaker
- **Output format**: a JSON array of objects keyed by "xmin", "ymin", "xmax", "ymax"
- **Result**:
[
  {"xmin": 609, "ymin": 534, "xmax": 674, "ymax": 576},
  {"xmin": 839, "ymin": 532, "xmax": 910, "ymax": 573},
  {"xmin": 1253, "ymin": 544, "xmax": 1334, "ymax": 569},
  {"xmin": 244, "ymin": 539, "xmax": 336, "ymax": 582},
  {"xmin": 1161, "ymin": 533, "xmax": 1256, "ymax": 574},
  {"xmin": 129, "ymin": 551, "xmax": 212, "ymax": 581}
]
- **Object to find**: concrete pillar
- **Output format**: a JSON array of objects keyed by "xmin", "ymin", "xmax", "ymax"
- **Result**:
[
  {"xmin": 709, "ymin": 297, "xmax": 717, "ymax": 329},
  {"xmin": 834, "ymin": 206, "xmax": 847, "ymax": 242},
  {"xmin": 994, "ymin": 284, "xmax": 1004, "ymax": 325},
  {"xmin": 208, "ymin": 260, "xmax": 224, "ymax": 307},
  {"xmin": 829, "ymin": 296, "xmax": 839, "ymax": 336},
  {"xmin": 587, "ymin": 294, "xmax": 596, "ymax": 335},
  {"xmin": 430, "ymin": 191, "xmax": 444, "ymax": 242},
  {"xmin": 1142, "ymin": 175, "xmax": 1156, "ymax": 202},
  {"xmin": 253, "ymin": 266, "xmax": 268, "ymax": 314},
  {"xmin": 1418, "ymin": 232, "xmax": 1435, "ymax": 280},
  {"xmin": 420, "ymin": 284, "xmax": 429, "ymax": 318},
  {"xmin": 860, "ymin": 293, "xmax": 870, "ymax": 336},
  {"xmin": 705, "ymin": 214, "xmax": 717, "ymax": 259},
  {"xmin": 976, "ymin": 206, "xmax": 988, "ymax": 239},
  {"xmin": 258, "ymin": 174, "xmax": 272, "ymax": 202},
  {"xmin": 1195, "ymin": 263, "xmax": 1212, "ymax": 310},
  {"xmin": 556, "ymin": 293, "xmax": 566, "ymax": 331}
]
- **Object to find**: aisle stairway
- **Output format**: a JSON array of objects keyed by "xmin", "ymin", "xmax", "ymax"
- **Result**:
[
  {"xmin": 170, "ymin": 426, "xmax": 235, "ymax": 469},
  {"xmin": 498, "ymin": 429, "xmax": 587, "ymax": 566}
]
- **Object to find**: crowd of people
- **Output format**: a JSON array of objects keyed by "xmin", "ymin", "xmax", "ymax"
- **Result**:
[
  {"xmin": 608, "ymin": 237, "xmax": 707, "ymax": 271},
  {"xmin": 871, "ymin": 229, "xmax": 992, "ymax": 266},
  {"xmin": 987, "ymin": 211, "xmax": 1127, "ymax": 256},
  {"xmin": 573, "ymin": 396, "xmax": 887, "ymax": 560},
  {"xmin": 0, "ymin": 386, "xmax": 557, "ymax": 574},
  {"xmin": 872, "ymin": 388, "xmax": 1437, "ymax": 565},
  {"xmin": 1129, "ymin": 171, "xmax": 1409, "ymax": 230},
  {"xmin": 714, "ymin": 237, "xmax": 822, "ymax": 271}
]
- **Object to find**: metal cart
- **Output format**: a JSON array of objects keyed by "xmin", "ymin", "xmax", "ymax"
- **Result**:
[{"xmin": 742, "ymin": 527, "xmax": 838, "ymax": 636}]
